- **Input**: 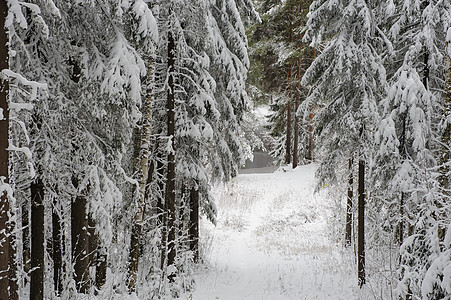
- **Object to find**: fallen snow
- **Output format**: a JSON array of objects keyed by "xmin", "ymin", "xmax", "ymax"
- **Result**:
[{"xmin": 187, "ymin": 164, "xmax": 361, "ymax": 300}]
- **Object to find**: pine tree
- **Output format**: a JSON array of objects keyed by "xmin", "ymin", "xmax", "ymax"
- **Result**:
[
  {"xmin": 302, "ymin": 0, "xmax": 388, "ymax": 286},
  {"xmin": 0, "ymin": 1, "xmax": 11, "ymax": 298},
  {"xmin": 30, "ymin": 177, "xmax": 44, "ymax": 299},
  {"xmin": 371, "ymin": 0, "xmax": 450, "ymax": 297}
]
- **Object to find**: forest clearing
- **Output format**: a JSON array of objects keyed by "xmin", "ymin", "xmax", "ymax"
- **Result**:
[{"xmin": 189, "ymin": 164, "xmax": 359, "ymax": 300}]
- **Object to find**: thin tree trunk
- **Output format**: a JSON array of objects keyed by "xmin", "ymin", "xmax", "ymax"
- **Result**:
[
  {"xmin": 307, "ymin": 105, "xmax": 314, "ymax": 162},
  {"xmin": 71, "ymin": 183, "xmax": 91, "ymax": 293},
  {"xmin": 88, "ymin": 217, "xmax": 97, "ymax": 268},
  {"xmin": 156, "ymin": 160, "xmax": 165, "ymax": 226},
  {"xmin": 127, "ymin": 54, "xmax": 154, "ymax": 292},
  {"xmin": 160, "ymin": 197, "xmax": 167, "ymax": 271},
  {"xmin": 88, "ymin": 215, "xmax": 102, "ymax": 293},
  {"xmin": 285, "ymin": 8, "xmax": 294, "ymax": 165},
  {"xmin": 438, "ymin": 50, "xmax": 451, "ymax": 242},
  {"xmin": 189, "ymin": 186, "xmax": 199, "ymax": 262},
  {"xmin": 30, "ymin": 179, "xmax": 44, "ymax": 300},
  {"xmin": 22, "ymin": 202, "xmax": 30, "ymax": 281},
  {"xmin": 157, "ymin": 145, "xmax": 167, "ymax": 270},
  {"xmin": 9, "ymin": 218, "xmax": 17, "ymax": 300},
  {"xmin": 52, "ymin": 199, "xmax": 62, "ymax": 295},
  {"xmin": 345, "ymin": 157, "xmax": 353, "ymax": 246},
  {"xmin": 285, "ymin": 96, "xmax": 292, "ymax": 165},
  {"xmin": 358, "ymin": 158, "xmax": 365, "ymax": 287},
  {"xmin": 128, "ymin": 219, "xmax": 141, "ymax": 292},
  {"xmin": 292, "ymin": 58, "xmax": 300, "ymax": 168},
  {"xmin": 166, "ymin": 27, "xmax": 177, "ymax": 281},
  {"xmin": 423, "ymin": 51, "xmax": 429, "ymax": 90},
  {"xmin": 0, "ymin": 1, "xmax": 11, "ymax": 297},
  {"xmin": 398, "ymin": 113, "xmax": 407, "ymax": 246},
  {"xmin": 95, "ymin": 248, "xmax": 107, "ymax": 291},
  {"xmin": 307, "ymin": 49, "xmax": 316, "ymax": 162},
  {"xmin": 398, "ymin": 192, "xmax": 405, "ymax": 245}
]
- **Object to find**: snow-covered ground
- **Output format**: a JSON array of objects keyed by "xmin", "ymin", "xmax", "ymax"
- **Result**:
[{"xmin": 187, "ymin": 164, "xmax": 362, "ymax": 300}]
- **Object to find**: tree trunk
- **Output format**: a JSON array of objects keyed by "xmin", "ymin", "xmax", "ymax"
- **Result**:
[
  {"xmin": 285, "ymin": 7, "xmax": 294, "ymax": 165},
  {"xmin": 398, "ymin": 112, "xmax": 407, "ymax": 246},
  {"xmin": 398, "ymin": 192, "xmax": 405, "ymax": 245},
  {"xmin": 9, "ymin": 219, "xmax": 17, "ymax": 300},
  {"xmin": 52, "ymin": 199, "xmax": 63, "ymax": 295},
  {"xmin": 127, "ymin": 55, "xmax": 154, "ymax": 292},
  {"xmin": 156, "ymin": 160, "xmax": 165, "ymax": 226},
  {"xmin": 30, "ymin": 179, "xmax": 44, "ymax": 300},
  {"xmin": 189, "ymin": 186, "xmax": 199, "ymax": 262},
  {"xmin": 285, "ymin": 97, "xmax": 292, "ymax": 165},
  {"xmin": 90, "ymin": 213, "xmax": 106, "ymax": 293},
  {"xmin": 88, "ymin": 217, "xmax": 97, "ymax": 268},
  {"xmin": 71, "ymin": 186, "xmax": 91, "ymax": 293},
  {"xmin": 423, "ymin": 51, "xmax": 429, "ymax": 90},
  {"xmin": 292, "ymin": 58, "xmax": 301, "ymax": 168},
  {"xmin": 166, "ymin": 27, "xmax": 177, "ymax": 281},
  {"xmin": 156, "ymin": 157, "xmax": 166, "ymax": 270},
  {"xmin": 358, "ymin": 158, "xmax": 365, "ymax": 287},
  {"xmin": 0, "ymin": 1, "xmax": 11, "ymax": 297},
  {"xmin": 88, "ymin": 215, "xmax": 105, "ymax": 294},
  {"xmin": 438, "ymin": 50, "xmax": 451, "ymax": 242},
  {"xmin": 345, "ymin": 157, "xmax": 353, "ymax": 246},
  {"xmin": 307, "ymin": 49, "xmax": 316, "ymax": 162},
  {"xmin": 22, "ymin": 202, "xmax": 30, "ymax": 281},
  {"xmin": 95, "ymin": 248, "xmax": 107, "ymax": 292},
  {"xmin": 308, "ymin": 110, "xmax": 314, "ymax": 162}
]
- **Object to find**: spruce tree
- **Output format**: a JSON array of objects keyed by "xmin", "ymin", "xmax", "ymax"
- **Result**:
[{"xmin": 302, "ymin": 0, "xmax": 388, "ymax": 286}]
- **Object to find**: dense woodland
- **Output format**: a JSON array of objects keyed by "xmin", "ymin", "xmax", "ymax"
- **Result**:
[{"xmin": 0, "ymin": 0, "xmax": 450, "ymax": 299}]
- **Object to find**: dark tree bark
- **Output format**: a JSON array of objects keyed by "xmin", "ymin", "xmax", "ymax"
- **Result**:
[
  {"xmin": 345, "ymin": 157, "xmax": 353, "ymax": 246},
  {"xmin": 71, "ymin": 184, "xmax": 91, "ymax": 293},
  {"xmin": 285, "ymin": 96, "xmax": 292, "ymax": 165},
  {"xmin": 397, "ymin": 112, "xmax": 407, "ymax": 246},
  {"xmin": 438, "ymin": 52, "xmax": 451, "ymax": 242},
  {"xmin": 89, "ymin": 215, "xmax": 107, "ymax": 294},
  {"xmin": 285, "ymin": 8, "xmax": 294, "ymax": 166},
  {"xmin": 307, "ymin": 50, "xmax": 316, "ymax": 162},
  {"xmin": 8, "ymin": 219, "xmax": 17, "ymax": 300},
  {"xmin": 307, "ymin": 107, "xmax": 314, "ymax": 162},
  {"xmin": 22, "ymin": 202, "xmax": 30, "ymax": 280},
  {"xmin": 166, "ymin": 28, "xmax": 177, "ymax": 280},
  {"xmin": 95, "ymin": 248, "xmax": 107, "ymax": 291},
  {"xmin": 358, "ymin": 158, "xmax": 365, "ymax": 287},
  {"xmin": 52, "ymin": 199, "xmax": 63, "ymax": 295},
  {"xmin": 0, "ymin": 2, "xmax": 12, "ymax": 298},
  {"xmin": 128, "ymin": 215, "xmax": 141, "ymax": 291},
  {"xmin": 292, "ymin": 59, "xmax": 300, "ymax": 168},
  {"xmin": 89, "ymin": 213, "xmax": 106, "ymax": 293},
  {"xmin": 30, "ymin": 179, "xmax": 45, "ymax": 300},
  {"xmin": 88, "ymin": 217, "xmax": 97, "ymax": 266},
  {"xmin": 189, "ymin": 186, "xmax": 199, "ymax": 262}
]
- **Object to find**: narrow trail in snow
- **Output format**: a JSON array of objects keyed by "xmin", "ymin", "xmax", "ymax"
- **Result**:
[{"xmin": 189, "ymin": 164, "xmax": 359, "ymax": 300}]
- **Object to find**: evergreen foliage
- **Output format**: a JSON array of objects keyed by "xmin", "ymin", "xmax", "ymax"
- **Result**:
[{"xmin": 1, "ymin": 0, "xmax": 253, "ymax": 298}]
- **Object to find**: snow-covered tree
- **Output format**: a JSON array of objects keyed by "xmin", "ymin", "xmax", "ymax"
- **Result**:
[
  {"xmin": 373, "ymin": 0, "xmax": 451, "ymax": 298},
  {"xmin": 302, "ymin": 0, "xmax": 388, "ymax": 286}
]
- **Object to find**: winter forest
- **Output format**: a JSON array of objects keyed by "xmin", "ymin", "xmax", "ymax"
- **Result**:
[{"xmin": 0, "ymin": 0, "xmax": 450, "ymax": 299}]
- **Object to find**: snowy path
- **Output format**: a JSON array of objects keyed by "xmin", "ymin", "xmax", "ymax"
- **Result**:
[{"xmin": 189, "ymin": 164, "xmax": 359, "ymax": 300}]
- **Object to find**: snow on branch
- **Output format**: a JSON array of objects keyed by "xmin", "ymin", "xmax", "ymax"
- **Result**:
[
  {"xmin": 1, "ymin": 69, "xmax": 47, "ymax": 101},
  {"xmin": 102, "ymin": 32, "xmax": 145, "ymax": 106},
  {"xmin": 131, "ymin": 0, "xmax": 158, "ymax": 42},
  {"xmin": 6, "ymin": 0, "xmax": 27, "ymax": 28}
]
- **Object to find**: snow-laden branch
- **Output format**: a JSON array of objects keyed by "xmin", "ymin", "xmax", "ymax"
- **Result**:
[{"xmin": 1, "ymin": 69, "xmax": 47, "ymax": 101}]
